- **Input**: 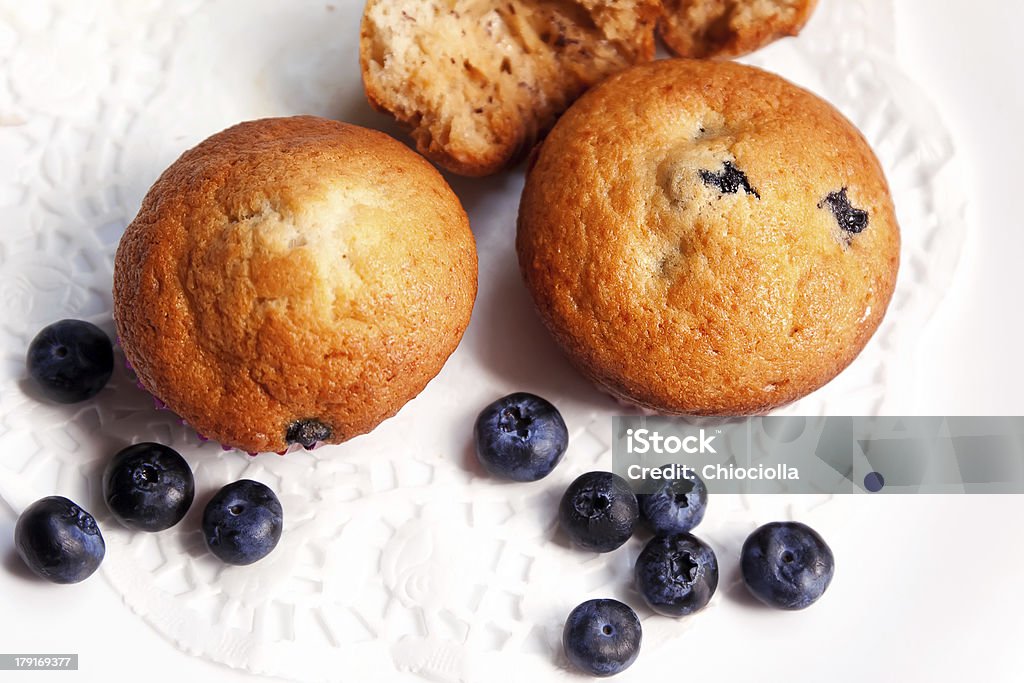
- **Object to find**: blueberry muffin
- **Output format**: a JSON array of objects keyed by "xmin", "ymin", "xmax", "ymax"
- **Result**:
[
  {"xmin": 517, "ymin": 59, "xmax": 899, "ymax": 415},
  {"xmin": 114, "ymin": 116, "xmax": 478, "ymax": 453},
  {"xmin": 659, "ymin": 0, "xmax": 819, "ymax": 59}
]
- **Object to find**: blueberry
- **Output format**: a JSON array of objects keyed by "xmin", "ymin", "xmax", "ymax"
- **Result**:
[
  {"xmin": 474, "ymin": 392, "xmax": 568, "ymax": 481},
  {"xmin": 202, "ymin": 480, "xmax": 283, "ymax": 565},
  {"xmin": 563, "ymin": 599, "xmax": 642, "ymax": 677},
  {"xmin": 819, "ymin": 187, "xmax": 869, "ymax": 235},
  {"xmin": 26, "ymin": 319, "xmax": 113, "ymax": 403},
  {"xmin": 103, "ymin": 442, "xmax": 195, "ymax": 532},
  {"xmin": 637, "ymin": 468, "xmax": 707, "ymax": 535},
  {"xmin": 285, "ymin": 419, "xmax": 332, "ymax": 449},
  {"xmin": 741, "ymin": 521, "xmax": 835, "ymax": 609},
  {"xmin": 559, "ymin": 472, "xmax": 639, "ymax": 552},
  {"xmin": 700, "ymin": 161, "xmax": 760, "ymax": 198},
  {"xmin": 15, "ymin": 496, "xmax": 105, "ymax": 584},
  {"xmin": 635, "ymin": 533, "xmax": 718, "ymax": 616}
]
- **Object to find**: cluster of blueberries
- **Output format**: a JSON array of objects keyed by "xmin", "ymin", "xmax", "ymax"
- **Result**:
[
  {"xmin": 19, "ymin": 319, "xmax": 836, "ymax": 678},
  {"xmin": 475, "ymin": 393, "xmax": 836, "ymax": 677},
  {"xmin": 16, "ymin": 319, "xmax": 286, "ymax": 584}
]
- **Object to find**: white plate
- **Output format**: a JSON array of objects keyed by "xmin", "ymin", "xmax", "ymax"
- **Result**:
[{"xmin": 0, "ymin": 1, "xmax": 966, "ymax": 681}]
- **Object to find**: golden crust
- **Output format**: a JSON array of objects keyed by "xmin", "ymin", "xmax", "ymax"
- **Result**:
[
  {"xmin": 658, "ymin": 0, "xmax": 819, "ymax": 59},
  {"xmin": 114, "ymin": 116, "xmax": 478, "ymax": 452},
  {"xmin": 517, "ymin": 59, "xmax": 899, "ymax": 415},
  {"xmin": 359, "ymin": 0, "xmax": 662, "ymax": 177}
]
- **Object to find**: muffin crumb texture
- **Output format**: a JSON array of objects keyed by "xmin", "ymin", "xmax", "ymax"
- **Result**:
[
  {"xmin": 359, "ymin": 0, "xmax": 661, "ymax": 176},
  {"xmin": 659, "ymin": 0, "xmax": 819, "ymax": 59}
]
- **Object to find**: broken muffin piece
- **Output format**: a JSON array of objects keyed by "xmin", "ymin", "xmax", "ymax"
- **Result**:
[
  {"xmin": 359, "ymin": 0, "xmax": 661, "ymax": 176},
  {"xmin": 658, "ymin": 0, "xmax": 818, "ymax": 59}
]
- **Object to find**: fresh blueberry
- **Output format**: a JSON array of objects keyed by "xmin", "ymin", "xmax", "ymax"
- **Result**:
[
  {"xmin": 741, "ymin": 521, "xmax": 835, "ymax": 609},
  {"xmin": 202, "ymin": 480, "xmax": 283, "ymax": 565},
  {"xmin": 26, "ymin": 319, "xmax": 114, "ymax": 403},
  {"xmin": 637, "ymin": 467, "xmax": 707, "ymax": 535},
  {"xmin": 103, "ymin": 442, "xmax": 195, "ymax": 532},
  {"xmin": 563, "ymin": 599, "xmax": 642, "ymax": 677},
  {"xmin": 635, "ymin": 533, "xmax": 718, "ymax": 616},
  {"xmin": 15, "ymin": 496, "xmax": 105, "ymax": 584},
  {"xmin": 474, "ymin": 392, "xmax": 568, "ymax": 481},
  {"xmin": 559, "ymin": 472, "xmax": 639, "ymax": 552}
]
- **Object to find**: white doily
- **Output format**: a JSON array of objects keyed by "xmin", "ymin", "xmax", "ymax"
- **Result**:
[{"xmin": 0, "ymin": 1, "xmax": 965, "ymax": 681}]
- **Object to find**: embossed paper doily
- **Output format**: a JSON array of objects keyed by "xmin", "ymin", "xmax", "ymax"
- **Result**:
[{"xmin": 0, "ymin": 1, "xmax": 965, "ymax": 681}]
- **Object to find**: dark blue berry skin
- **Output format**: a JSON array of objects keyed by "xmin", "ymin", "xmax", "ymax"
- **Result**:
[
  {"xmin": 202, "ymin": 480, "xmax": 283, "ymax": 565},
  {"xmin": 741, "ymin": 521, "xmax": 835, "ymax": 610},
  {"xmin": 559, "ymin": 472, "xmax": 639, "ymax": 552},
  {"xmin": 474, "ymin": 392, "xmax": 568, "ymax": 481},
  {"xmin": 635, "ymin": 533, "xmax": 718, "ymax": 617},
  {"xmin": 103, "ymin": 443, "xmax": 195, "ymax": 532},
  {"xmin": 26, "ymin": 319, "xmax": 113, "ymax": 403},
  {"xmin": 15, "ymin": 496, "xmax": 105, "ymax": 584},
  {"xmin": 563, "ymin": 599, "xmax": 642, "ymax": 677},
  {"xmin": 637, "ymin": 469, "xmax": 707, "ymax": 535}
]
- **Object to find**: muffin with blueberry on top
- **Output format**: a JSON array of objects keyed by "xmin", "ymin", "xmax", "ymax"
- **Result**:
[
  {"xmin": 114, "ymin": 116, "xmax": 477, "ymax": 453},
  {"xmin": 517, "ymin": 59, "xmax": 899, "ymax": 415}
]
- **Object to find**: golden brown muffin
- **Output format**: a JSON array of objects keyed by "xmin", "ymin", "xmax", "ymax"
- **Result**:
[
  {"xmin": 517, "ymin": 59, "xmax": 899, "ymax": 415},
  {"xmin": 659, "ymin": 0, "xmax": 818, "ymax": 59},
  {"xmin": 114, "ymin": 116, "xmax": 478, "ymax": 453},
  {"xmin": 359, "ymin": 0, "xmax": 662, "ymax": 176}
]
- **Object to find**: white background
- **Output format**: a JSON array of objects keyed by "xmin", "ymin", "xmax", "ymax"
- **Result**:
[
  {"xmin": 903, "ymin": 2, "xmax": 1024, "ymax": 414},
  {"xmin": 1, "ymin": 1, "xmax": 1023, "ymax": 681}
]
